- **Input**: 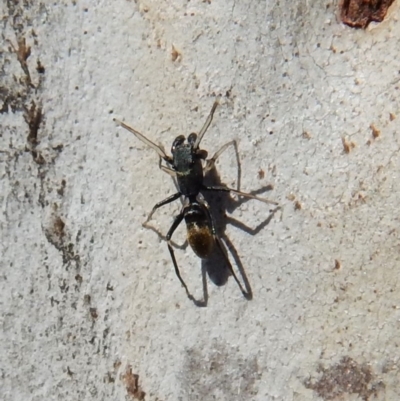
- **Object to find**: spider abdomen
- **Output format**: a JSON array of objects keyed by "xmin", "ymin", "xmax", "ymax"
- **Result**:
[{"xmin": 186, "ymin": 221, "xmax": 214, "ymax": 258}]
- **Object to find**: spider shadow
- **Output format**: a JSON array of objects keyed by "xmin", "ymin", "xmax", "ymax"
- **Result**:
[{"xmin": 199, "ymin": 163, "xmax": 280, "ymax": 305}]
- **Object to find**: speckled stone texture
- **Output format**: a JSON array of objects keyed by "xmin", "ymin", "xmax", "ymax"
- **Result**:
[{"xmin": 1, "ymin": 1, "xmax": 399, "ymax": 400}]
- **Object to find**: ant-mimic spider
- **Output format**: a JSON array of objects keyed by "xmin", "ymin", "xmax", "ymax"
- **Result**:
[{"xmin": 114, "ymin": 99, "xmax": 278, "ymax": 304}]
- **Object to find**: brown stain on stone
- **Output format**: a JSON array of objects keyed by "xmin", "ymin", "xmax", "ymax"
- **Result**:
[
  {"xmin": 53, "ymin": 216, "xmax": 66, "ymax": 239},
  {"xmin": 122, "ymin": 366, "xmax": 146, "ymax": 400},
  {"xmin": 294, "ymin": 200, "xmax": 302, "ymax": 210},
  {"xmin": 14, "ymin": 37, "xmax": 32, "ymax": 86},
  {"xmin": 304, "ymin": 356, "xmax": 385, "ymax": 400},
  {"xmin": 370, "ymin": 124, "xmax": 381, "ymax": 139},
  {"xmin": 43, "ymin": 213, "xmax": 81, "ymax": 268},
  {"xmin": 24, "ymin": 101, "xmax": 45, "ymax": 164},
  {"xmin": 171, "ymin": 44, "xmax": 181, "ymax": 62},
  {"xmin": 340, "ymin": 0, "xmax": 395, "ymax": 29},
  {"xmin": 341, "ymin": 136, "xmax": 356, "ymax": 154}
]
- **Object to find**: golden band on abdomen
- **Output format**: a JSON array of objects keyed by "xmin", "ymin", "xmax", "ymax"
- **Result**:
[{"xmin": 187, "ymin": 223, "xmax": 214, "ymax": 259}]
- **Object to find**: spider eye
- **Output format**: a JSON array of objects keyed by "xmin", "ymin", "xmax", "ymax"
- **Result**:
[
  {"xmin": 171, "ymin": 135, "xmax": 185, "ymax": 153},
  {"xmin": 188, "ymin": 133, "xmax": 197, "ymax": 145}
]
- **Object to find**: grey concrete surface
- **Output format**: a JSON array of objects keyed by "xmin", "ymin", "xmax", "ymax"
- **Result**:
[{"xmin": 1, "ymin": 1, "xmax": 400, "ymax": 400}]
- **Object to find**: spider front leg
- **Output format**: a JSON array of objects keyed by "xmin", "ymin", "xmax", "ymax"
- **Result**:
[{"xmin": 114, "ymin": 118, "xmax": 173, "ymax": 164}]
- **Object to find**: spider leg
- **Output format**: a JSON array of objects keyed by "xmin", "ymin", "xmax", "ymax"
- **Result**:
[
  {"xmin": 143, "ymin": 192, "xmax": 181, "ymax": 226},
  {"xmin": 114, "ymin": 118, "xmax": 173, "ymax": 163},
  {"xmin": 166, "ymin": 210, "xmax": 194, "ymax": 301},
  {"xmin": 205, "ymin": 140, "xmax": 241, "ymax": 190},
  {"xmin": 158, "ymin": 157, "xmax": 176, "ymax": 177},
  {"xmin": 193, "ymin": 99, "xmax": 220, "ymax": 149}
]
